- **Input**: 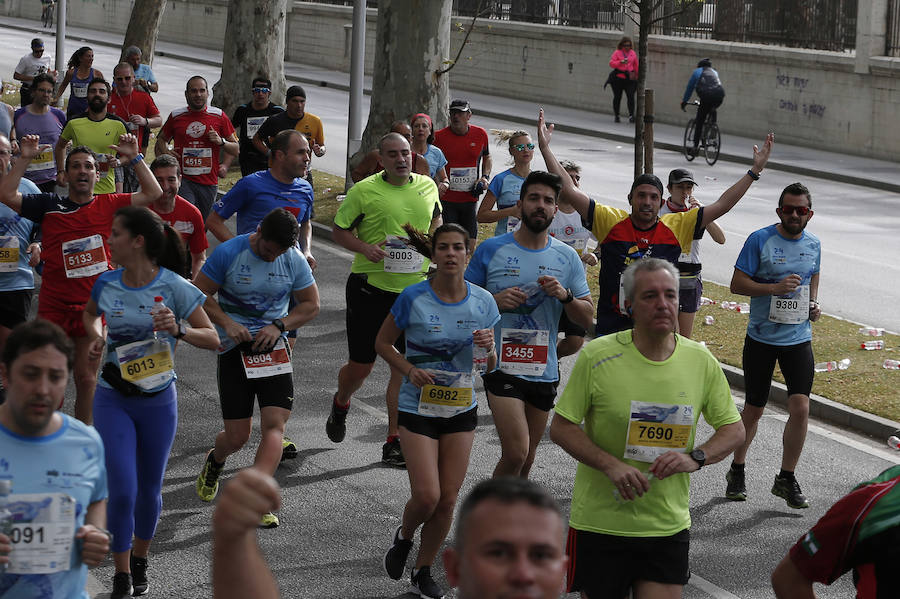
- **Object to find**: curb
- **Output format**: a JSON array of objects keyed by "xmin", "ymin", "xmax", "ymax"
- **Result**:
[
  {"xmin": 308, "ymin": 221, "xmax": 900, "ymax": 441},
  {"xmin": 6, "ymin": 20, "xmax": 900, "ymax": 195}
]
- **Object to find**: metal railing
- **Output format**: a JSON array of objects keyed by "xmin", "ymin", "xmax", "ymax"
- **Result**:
[{"xmin": 888, "ymin": 0, "xmax": 900, "ymax": 56}]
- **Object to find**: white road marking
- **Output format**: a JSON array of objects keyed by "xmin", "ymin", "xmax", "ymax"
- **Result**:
[
  {"xmin": 767, "ymin": 414, "xmax": 900, "ymax": 464},
  {"xmin": 689, "ymin": 574, "xmax": 743, "ymax": 599}
]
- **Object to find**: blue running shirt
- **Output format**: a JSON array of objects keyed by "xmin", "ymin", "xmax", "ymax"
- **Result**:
[
  {"xmin": 213, "ymin": 169, "xmax": 313, "ymax": 235},
  {"xmin": 91, "ymin": 267, "xmax": 206, "ymax": 393},
  {"xmin": 0, "ymin": 415, "xmax": 107, "ymax": 599},
  {"xmin": 200, "ymin": 234, "xmax": 315, "ymax": 353},
  {"xmin": 466, "ymin": 233, "xmax": 590, "ymax": 383},
  {"xmin": 0, "ymin": 179, "xmax": 40, "ymax": 291},
  {"xmin": 487, "ymin": 169, "xmax": 525, "ymax": 237},
  {"xmin": 735, "ymin": 224, "xmax": 821, "ymax": 345},
  {"xmin": 392, "ymin": 280, "xmax": 500, "ymax": 417}
]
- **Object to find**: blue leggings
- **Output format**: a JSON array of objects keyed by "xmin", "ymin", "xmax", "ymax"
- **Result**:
[{"xmin": 93, "ymin": 384, "xmax": 178, "ymax": 553}]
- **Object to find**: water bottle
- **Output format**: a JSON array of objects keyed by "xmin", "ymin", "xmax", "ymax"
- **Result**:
[
  {"xmin": 860, "ymin": 340, "xmax": 884, "ymax": 351},
  {"xmin": 151, "ymin": 296, "xmax": 166, "ymax": 340},
  {"xmin": 699, "ymin": 296, "xmax": 715, "ymax": 306},
  {"xmin": 703, "ymin": 315, "xmax": 714, "ymax": 326},
  {"xmin": 883, "ymin": 359, "xmax": 900, "ymax": 370},
  {"xmin": 858, "ymin": 327, "xmax": 884, "ymax": 337},
  {"xmin": 888, "ymin": 434, "xmax": 900, "ymax": 451},
  {"xmin": 736, "ymin": 302, "xmax": 750, "ymax": 313},
  {"xmin": 814, "ymin": 358, "xmax": 850, "ymax": 372},
  {"xmin": 0, "ymin": 477, "xmax": 12, "ymax": 574},
  {"xmin": 472, "ymin": 340, "xmax": 488, "ymax": 375}
]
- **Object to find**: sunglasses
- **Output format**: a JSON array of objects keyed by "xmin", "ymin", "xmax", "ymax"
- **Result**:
[
  {"xmin": 252, "ymin": 87, "xmax": 270, "ymax": 94},
  {"xmin": 779, "ymin": 205, "xmax": 810, "ymax": 216},
  {"xmin": 512, "ymin": 143, "xmax": 535, "ymax": 151}
]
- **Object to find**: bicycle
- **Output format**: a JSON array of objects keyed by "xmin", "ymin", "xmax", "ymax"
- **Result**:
[
  {"xmin": 41, "ymin": 0, "xmax": 56, "ymax": 28},
  {"xmin": 682, "ymin": 100, "xmax": 721, "ymax": 166}
]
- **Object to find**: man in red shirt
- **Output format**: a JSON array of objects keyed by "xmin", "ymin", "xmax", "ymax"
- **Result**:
[
  {"xmin": 155, "ymin": 75, "xmax": 238, "ymax": 222},
  {"xmin": 0, "ymin": 132, "xmax": 162, "ymax": 424},
  {"xmin": 433, "ymin": 99, "xmax": 491, "ymax": 252},
  {"xmin": 148, "ymin": 154, "xmax": 208, "ymax": 280},
  {"xmin": 108, "ymin": 62, "xmax": 161, "ymax": 191}
]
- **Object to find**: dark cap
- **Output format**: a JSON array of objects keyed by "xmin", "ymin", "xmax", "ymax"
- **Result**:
[
  {"xmin": 697, "ymin": 57, "xmax": 712, "ymax": 68},
  {"xmin": 668, "ymin": 168, "xmax": 697, "ymax": 186},
  {"xmin": 286, "ymin": 85, "xmax": 306, "ymax": 100},
  {"xmin": 449, "ymin": 99, "xmax": 471, "ymax": 112},
  {"xmin": 630, "ymin": 173, "xmax": 664, "ymax": 195},
  {"xmin": 31, "ymin": 38, "xmax": 45, "ymax": 49}
]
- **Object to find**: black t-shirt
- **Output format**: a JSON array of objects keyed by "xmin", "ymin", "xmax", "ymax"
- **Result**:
[
  {"xmin": 255, "ymin": 112, "xmax": 301, "ymax": 148},
  {"xmin": 231, "ymin": 102, "xmax": 284, "ymax": 173}
]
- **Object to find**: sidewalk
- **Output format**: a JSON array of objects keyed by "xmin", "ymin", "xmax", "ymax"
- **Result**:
[
  {"xmin": 6, "ymin": 15, "xmax": 899, "ymax": 443},
  {"xmin": 5, "ymin": 15, "xmax": 899, "ymax": 194}
]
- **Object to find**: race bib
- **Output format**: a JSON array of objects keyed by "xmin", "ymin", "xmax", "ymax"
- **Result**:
[
  {"xmin": 61, "ymin": 234, "xmax": 107, "ymax": 278},
  {"xmin": 115, "ymin": 338, "xmax": 175, "ymax": 391},
  {"xmin": 5, "ymin": 492, "xmax": 76, "ymax": 575},
  {"xmin": 624, "ymin": 401, "xmax": 694, "ymax": 463},
  {"xmin": 0, "ymin": 235, "xmax": 19, "ymax": 272},
  {"xmin": 71, "ymin": 83, "xmax": 88, "ymax": 98},
  {"xmin": 448, "ymin": 166, "xmax": 477, "ymax": 192},
  {"xmin": 383, "ymin": 236, "xmax": 424, "ymax": 274},
  {"xmin": 241, "ymin": 338, "xmax": 293, "ymax": 379},
  {"xmin": 246, "ymin": 116, "xmax": 267, "ymax": 139},
  {"xmin": 769, "ymin": 284, "xmax": 810, "ymax": 324},
  {"xmin": 418, "ymin": 370, "xmax": 474, "ymax": 417},
  {"xmin": 499, "ymin": 328, "xmax": 549, "ymax": 376},
  {"xmin": 182, "ymin": 146, "xmax": 213, "ymax": 176},
  {"xmin": 26, "ymin": 148, "xmax": 54, "ymax": 173},
  {"xmin": 506, "ymin": 216, "xmax": 520, "ymax": 233},
  {"xmin": 173, "ymin": 220, "xmax": 194, "ymax": 235}
]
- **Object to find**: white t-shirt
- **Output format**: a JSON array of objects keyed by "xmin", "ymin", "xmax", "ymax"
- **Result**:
[{"xmin": 15, "ymin": 53, "xmax": 53, "ymax": 84}]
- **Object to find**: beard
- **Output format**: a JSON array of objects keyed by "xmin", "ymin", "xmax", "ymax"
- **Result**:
[
  {"xmin": 521, "ymin": 209, "xmax": 553, "ymax": 233},
  {"xmin": 88, "ymin": 97, "xmax": 107, "ymax": 112},
  {"xmin": 781, "ymin": 218, "xmax": 807, "ymax": 235}
]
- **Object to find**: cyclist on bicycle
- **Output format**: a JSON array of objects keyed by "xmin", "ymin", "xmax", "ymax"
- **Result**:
[{"xmin": 681, "ymin": 58, "xmax": 725, "ymax": 157}]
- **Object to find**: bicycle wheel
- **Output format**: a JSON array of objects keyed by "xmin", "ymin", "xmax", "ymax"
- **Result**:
[
  {"xmin": 683, "ymin": 118, "xmax": 696, "ymax": 161},
  {"xmin": 704, "ymin": 123, "xmax": 721, "ymax": 166}
]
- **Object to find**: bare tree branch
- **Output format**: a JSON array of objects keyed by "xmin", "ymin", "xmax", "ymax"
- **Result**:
[{"xmin": 436, "ymin": 0, "xmax": 490, "ymax": 76}]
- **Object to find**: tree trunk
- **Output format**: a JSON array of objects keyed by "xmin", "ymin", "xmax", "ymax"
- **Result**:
[
  {"xmin": 212, "ymin": 0, "xmax": 288, "ymax": 118},
  {"xmin": 354, "ymin": 0, "xmax": 452, "ymax": 166},
  {"xmin": 633, "ymin": 1, "xmax": 652, "ymax": 178},
  {"xmin": 120, "ymin": 0, "xmax": 168, "ymax": 64}
]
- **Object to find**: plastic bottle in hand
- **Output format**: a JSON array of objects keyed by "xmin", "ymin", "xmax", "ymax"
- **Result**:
[
  {"xmin": 473, "ymin": 338, "xmax": 489, "ymax": 375},
  {"xmin": 151, "ymin": 296, "xmax": 166, "ymax": 340}
]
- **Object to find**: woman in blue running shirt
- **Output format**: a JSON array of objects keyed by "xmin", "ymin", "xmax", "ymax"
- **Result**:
[
  {"xmin": 83, "ymin": 206, "xmax": 219, "ymax": 599},
  {"xmin": 477, "ymin": 130, "xmax": 533, "ymax": 236},
  {"xmin": 375, "ymin": 224, "xmax": 500, "ymax": 599}
]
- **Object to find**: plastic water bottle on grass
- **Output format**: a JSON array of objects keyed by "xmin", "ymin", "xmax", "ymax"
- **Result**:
[
  {"xmin": 860, "ymin": 341, "xmax": 884, "ymax": 350},
  {"xmin": 883, "ymin": 359, "xmax": 900, "ymax": 370},
  {"xmin": 858, "ymin": 327, "xmax": 885, "ymax": 336},
  {"xmin": 814, "ymin": 358, "xmax": 850, "ymax": 372},
  {"xmin": 888, "ymin": 433, "xmax": 900, "ymax": 451}
]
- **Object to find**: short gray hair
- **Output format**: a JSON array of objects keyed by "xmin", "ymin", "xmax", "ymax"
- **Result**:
[
  {"xmin": 125, "ymin": 45, "xmax": 142, "ymax": 58},
  {"xmin": 622, "ymin": 258, "xmax": 679, "ymax": 304}
]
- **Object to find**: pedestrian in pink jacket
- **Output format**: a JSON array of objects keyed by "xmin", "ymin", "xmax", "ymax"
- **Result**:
[{"xmin": 605, "ymin": 36, "xmax": 638, "ymax": 123}]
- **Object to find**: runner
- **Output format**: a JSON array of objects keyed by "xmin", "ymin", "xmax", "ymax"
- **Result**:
[
  {"xmin": 148, "ymin": 154, "xmax": 208, "ymax": 280},
  {"xmin": 409, "ymin": 113, "xmax": 449, "ymax": 191},
  {"xmin": 0, "ymin": 133, "xmax": 162, "ymax": 424},
  {"xmin": 377, "ymin": 223, "xmax": 499, "ymax": 599},
  {"xmin": 229, "ymin": 77, "xmax": 283, "ymax": 177},
  {"xmin": 83, "ymin": 206, "xmax": 219, "ymax": 598},
  {"xmin": 53, "ymin": 46, "xmax": 103, "ymax": 120},
  {"xmin": 193, "ymin": 208, "xmax": 320, "ymax": 529},
  {"xmin": 465, "ymin": 170, "xmax": 593, "ymax": 479},
  {"xmin": 659, "ymin": 168, "xmax": 725, "ymax": 339},
  {"xmin": 327, "ymin": 132, "xmax": 441, "ymax": 468},
  {"xmin": 155, "ymin": 76, "xmax": 238, "ymax": 220},
  {"xmin": 550, "ymin": 258, "xmax": 744, "ymax": 598},
  {"xmin": 433, "ymin": 99, "xmax": 491, "ymax": 252},
  {"xmin": 725, "ymin": 182, "xmax": 821, "ymax": 509},
  {"xmin": 108, "ymin": 63, "xmax": 161, "ymax": 191},
  {"xmin": 12, "ymin": 73, "xmax": 66, "ymax": 192},
  {"xmin": 350, "ymin": 121, "xmax": 430, "ymax": 183},
  {"xmin": 208, "ymin": 130, "xmax": 315, "ymax": 271},
  {"xmin": 0, "ymin": 319, "xmax": 110, "ymax": 598},
  {"xmin": 476, "ymin": 129, "xmax": 532, "ymax": 237},
  {"xmin": 0, "ymin": 134, "xmax": 41, "ymax": 403},
  {"xmin": 13, "ymin": 38, "xmax": 55, "ymax": 108}
]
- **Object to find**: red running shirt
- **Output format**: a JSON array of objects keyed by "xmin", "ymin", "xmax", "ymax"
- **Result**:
[
  {"xmin": 433, "ymin": 125, "xmax": 489, "ymax": 204},
  {"xmin": 160, "ymin": 106, "xmax": 235, "ymax": 186}
]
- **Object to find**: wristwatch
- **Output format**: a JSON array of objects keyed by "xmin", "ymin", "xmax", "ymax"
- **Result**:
[
  {"xmin": 174, "ymin": 323, "xmax": 187, "ymax": 339},
  {"xmin": 272, "ymin": 319, "xmax": 286, "ymax": 333},
  {"xmin": 689, "ymin": 448, "xmax": 706, "ymax": 469},
  {"xmin": 560, "ymin": 289, "xmax": 574, "ymax": 304}
]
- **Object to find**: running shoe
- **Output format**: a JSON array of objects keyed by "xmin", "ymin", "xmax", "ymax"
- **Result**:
[
  {"xmin": 383, "ymin": 525, "xmax": 413, "ymax": 580},
  {"xmin": 130, "ymin": 553, "xmax": 149, "ymax": 596},
  {"xmin": 326, "ymin": 397, "xmax": 348, "ymax": 443},
  {"xmin": 196, "ymin": 449, "xmax": 225, "ymax": 502},
  {"xmin": 259, "ymin": 512, "xmax": 280, "ymax": 529},
  {"xmin": 110, "ymin": 572, "xmax": 133, "ymax": 599},
  {"xmin": 281, "ymin": 436, "xmax": 298, "ymax": 461},
  {"xmin": 725, "ymin": 467, "xmax": 747, "ymax": 501},
  {"xmin": 382, "ymin": 438, "xmax": 406, "ymax": 468},
  {"xmin": 772, "ymin": 474, "xmax": 809, "ymax": 509},
  {"xmin": 410, "ymin": 566, "xmax": 444, "ymax": 599}
]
